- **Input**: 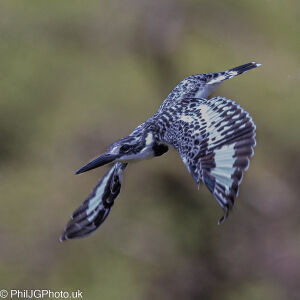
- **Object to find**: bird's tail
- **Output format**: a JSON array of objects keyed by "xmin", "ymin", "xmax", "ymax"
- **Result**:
[
  {"xmin": 207, "ymin": 62, "xmax": 261, "ymax": 85},
  {"xmin": 60, "ymin": 162, "xmax": 127, "ymax": 241}
]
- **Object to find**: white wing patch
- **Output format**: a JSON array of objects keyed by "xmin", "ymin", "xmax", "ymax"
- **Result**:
[
  {"xmin": 86, "ymin": 166, "xmax": 116, "ymax": 220},
  {"xmin": 210, "ymin": 144, "xmax": 236, "ymax": 193},
  {"xmin": 198, "ymin": 104, "xmax": 224, "ymax": 144},
  {"xmin": 180, "ymin": 115, "xmax": 194, "ymax": 123}
]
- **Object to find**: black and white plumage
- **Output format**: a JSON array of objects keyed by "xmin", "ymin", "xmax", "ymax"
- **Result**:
[
  {"xmin": 162, "ymin": 97, "xmax": 256, "ymax": 223},
  {"xmin": 60, "ymin": 163, "xmax": 127, "ymax": 241},
  {"xmin": 60, "ymin": 62, "xmax": 260, "ymax": 241}
]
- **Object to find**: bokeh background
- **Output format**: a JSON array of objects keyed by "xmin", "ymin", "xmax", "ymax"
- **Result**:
[{"xmin": 0, "ymin": 1, "xmax": 299, "ymax": 299}]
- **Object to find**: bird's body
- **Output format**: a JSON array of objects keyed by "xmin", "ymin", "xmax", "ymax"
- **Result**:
[{"xmin": 60, "ymin": 62, "xmax": 260, "ymax": 241}]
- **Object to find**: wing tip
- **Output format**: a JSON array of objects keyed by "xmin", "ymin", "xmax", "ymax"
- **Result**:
[
  {"xmin": 217, "ymin": 208, "xmax": 229, "ymax": 225},
  {"xmin": 59, "ymin": 233, "xmax": 68, "ymax": 242}
]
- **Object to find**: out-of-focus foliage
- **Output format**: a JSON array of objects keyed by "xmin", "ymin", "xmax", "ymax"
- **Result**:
[{"xmin": 0, "ymin": 0, "xmax": 299, "ymax": 299}]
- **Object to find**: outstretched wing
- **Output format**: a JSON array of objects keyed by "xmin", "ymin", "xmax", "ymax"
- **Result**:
[
  {"xmin": 162, "ymin": 96, "xmax": 256, "ymax": 223},
  {"xmin": 60, "ymin": 162, "xmax": 127, "ymax": 241}
]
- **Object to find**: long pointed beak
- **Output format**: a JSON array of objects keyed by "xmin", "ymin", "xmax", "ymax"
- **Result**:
[{"xmin": 75, "ymin": 153, "xmax": 119, "ymax": 174}]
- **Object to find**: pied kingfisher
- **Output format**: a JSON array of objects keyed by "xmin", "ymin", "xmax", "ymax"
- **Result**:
[{"xmin": 60, "ymin": 62, "xmax": 261, "ymax": 241}]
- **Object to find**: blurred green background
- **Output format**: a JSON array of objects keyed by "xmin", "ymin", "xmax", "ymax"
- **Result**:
[{"xmin": 0, "ymin": 0, "xmax": 299, "ymax": 299}]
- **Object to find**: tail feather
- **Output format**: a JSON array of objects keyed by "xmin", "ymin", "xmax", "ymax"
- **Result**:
[
  {"xmin": 60, "ymin": 162, "xmax": 127, "ymax": 241},
  {"xmin": 207, "ymin": 61, "xmax": 261, "ymax": 85},
  {"xmin": 228, "ymin": 62, "xmax": 261, "ymax": 76}
]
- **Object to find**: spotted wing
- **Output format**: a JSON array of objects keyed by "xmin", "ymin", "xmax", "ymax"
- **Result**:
[
  {"xmin": 163, "ymin": 97, "xmax": 256, "ymax": 223},
  {"xmin": 60, "ymin": 162, "xmax": 127, "ymax": 241}
]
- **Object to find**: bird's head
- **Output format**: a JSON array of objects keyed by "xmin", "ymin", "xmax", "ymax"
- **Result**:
[{"xmin": 76, "ymin": 130, "xmax": 168, "ymax": 174}]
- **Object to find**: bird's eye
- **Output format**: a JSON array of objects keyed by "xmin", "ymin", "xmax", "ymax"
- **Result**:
[{"xmin": 120, "ymin": 144, "xmax": 131, "ymax": 152}]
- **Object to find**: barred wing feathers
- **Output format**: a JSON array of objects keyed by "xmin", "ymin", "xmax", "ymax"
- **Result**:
[
  {"xmin": 163, "ymin": 97, "xmax": 256, "ymax": 223},
  {"xmin": 60, "ymin": 162, "xmax": 127, "ymax": 241}
]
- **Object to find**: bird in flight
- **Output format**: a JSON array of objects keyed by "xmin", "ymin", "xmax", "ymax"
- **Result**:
[{"xmin": 60, "ymin": 62, "xmax": 260, "ymax": 241}]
